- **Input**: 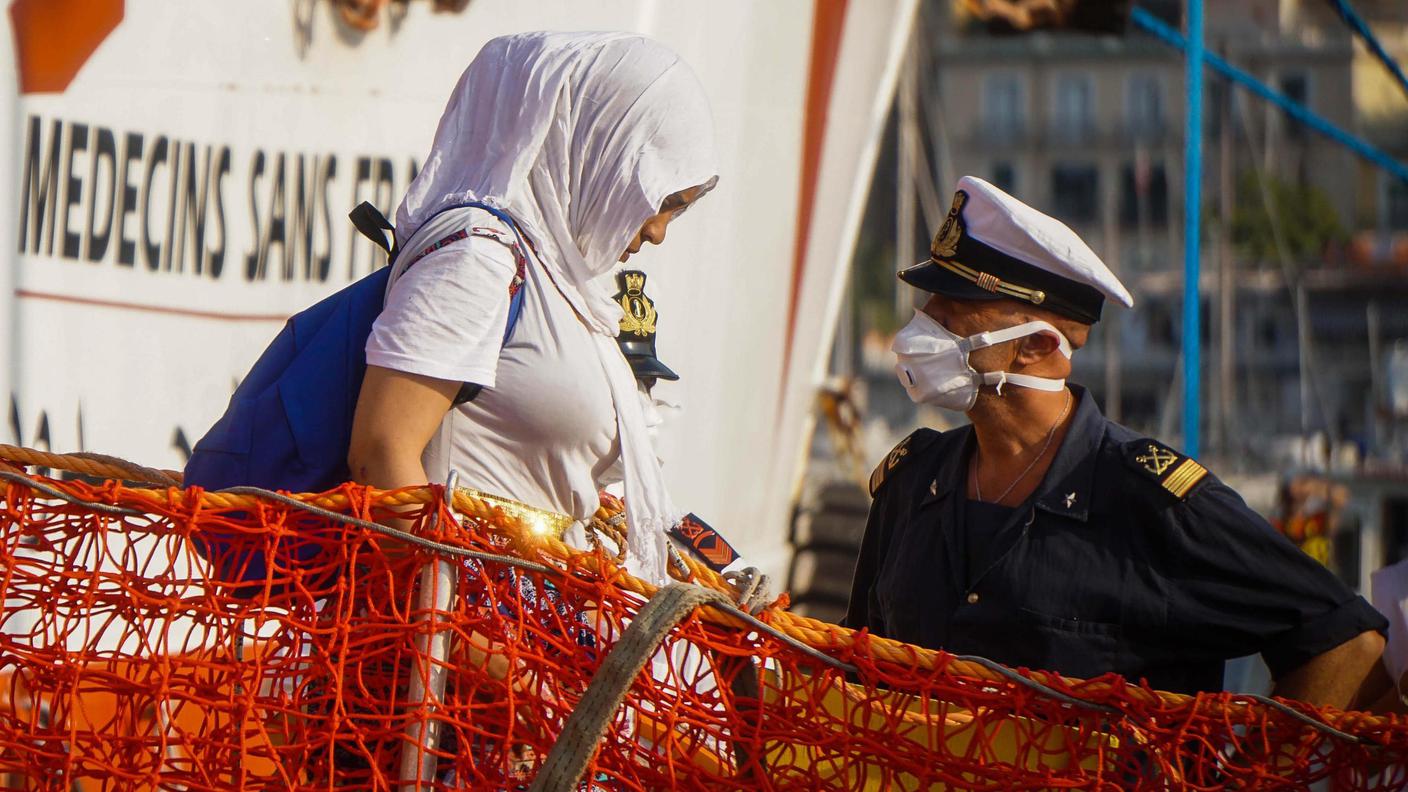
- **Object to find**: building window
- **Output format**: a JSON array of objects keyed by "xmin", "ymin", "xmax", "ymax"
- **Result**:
[
  {"xmin": 1387, "ymin": 176, "xmax": 1408, "ymax": 231},
  {"xmin": 991, "ymin": 162, "xmax": 1016, "ymax": 194},
  {"xmin": 982, "ymin": 73, "xmax": 1025, "ymax": 142},
  {"xmin": 1148, "ymin": 301, "xmax": 1176, "ymax": 347},
  {"xmin": 1051, "ymin": 163, "xmax": 1099, "ymax": 224},
  {"xmin": 1052, "ymin": 73, "xmax": 1095, "ymax": 143},
  {"xmin": 1256, "ymin": 315, "xmax": 1280, "ymax": 349},
  {"xmin": 1119, "ymin": 160, "xmax": 1169, "ymax": 227},
  {"xmin": 1125, "ymin": 73, "xmax": 1163, "ymax": 138},
  {"xmin": 1206, "ymin": 79, "xmax": 1230, "ymax": 137},
  {"xmin": 1280, "ymin": 72, "xmax": 1309, "ymax": 141}
]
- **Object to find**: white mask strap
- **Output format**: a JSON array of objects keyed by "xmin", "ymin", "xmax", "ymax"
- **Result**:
[
  {"xmin": 966, "ymin": 320, "xmax": 1072, "ymax": 358},
  {"xmin": 981, "ymin": 371, "xmax": 1068, "ymax": 394}
]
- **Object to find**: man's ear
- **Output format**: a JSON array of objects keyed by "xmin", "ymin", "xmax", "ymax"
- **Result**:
[{"xmin": 1014, "ymin": 331, "xmax": 1063, "ymax": 364}]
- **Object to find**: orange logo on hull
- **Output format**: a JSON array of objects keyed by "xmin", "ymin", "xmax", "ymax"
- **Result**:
[{"xmin": 10, "ymin": 0, "xmax": 124, "ymax": 94}]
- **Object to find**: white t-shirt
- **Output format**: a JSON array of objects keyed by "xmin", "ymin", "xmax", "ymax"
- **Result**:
[
  {"xmin": 365, "ymin": 207, "xmax": 621, "ymax": 525},
  {"xmin": 599, "ymin": 384, "xmax": 677, "ymax": 493}
]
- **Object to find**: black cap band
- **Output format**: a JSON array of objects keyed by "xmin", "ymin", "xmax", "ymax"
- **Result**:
[{"xmin": 899, "ymin": 231, "xmax": 1106, "ymax": 324}]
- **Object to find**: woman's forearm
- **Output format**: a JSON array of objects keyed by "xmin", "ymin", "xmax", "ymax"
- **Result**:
[
  {"xmin": 347, "ymin": 364, "xmax": 459, "ymax": 489},
  {"xmin": 348, "ymin": 441, "xmax": 430, "ymax": 490}
]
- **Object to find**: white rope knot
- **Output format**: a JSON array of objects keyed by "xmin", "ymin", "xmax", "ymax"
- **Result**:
[{"xmin": 722, "ymin": 566, "xmax": 772, "ymax": 615}]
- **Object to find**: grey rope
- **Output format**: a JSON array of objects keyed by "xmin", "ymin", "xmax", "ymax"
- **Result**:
[
  {"xmin": 213, "ymin": 486, "xmax": 558, "ymax": 576},
  {"xmin": 1241, "ymin": 694, "xmax": 1366, "ymax": 744},
  {"xmin": 0, "ymin": 471, "xmax": 143, "ymax": 517},
  {"xmin": 951, "ymin": 654, "xmax": 1121, "ymax": 716},
  {"xmin": 528, "ymin": 584, "xmax": 728, "ymax": 792},
  {"xmin": 0, "ymin": 468, "xmax": 1368, "ymax": 745}
]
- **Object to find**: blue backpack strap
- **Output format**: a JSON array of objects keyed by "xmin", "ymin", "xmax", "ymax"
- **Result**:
[
  {"xmin": 455, "ymin": 221, "xmax": 529, "ymax": 347},
  {"xmin": 348, "ymin": 201, "xmax": 393, "ymax": 254},
  {"xmin": 447, "ymin": 224, "xmax": 529, "ymax": 405},
  {"xmin": 354, "ymin": 199, "xmax": 532, "ymax": 347},
  {"xmin": 444, "ymin": 201, "xmax": 532, "ymax": 347}
]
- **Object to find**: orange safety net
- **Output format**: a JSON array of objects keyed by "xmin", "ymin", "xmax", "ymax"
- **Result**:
[{"xmin": 1, "ymin": 450, "xmax": 1406, "ymax": 791}]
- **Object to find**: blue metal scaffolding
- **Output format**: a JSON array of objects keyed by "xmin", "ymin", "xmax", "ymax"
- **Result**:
[
  {"xmin": 1181, "ymin": 0, "xmax": 1204, "ymax": 457},
  {"xmin": 1129, "ymin": 4, "xmax": 1408, "ymax": 456}
]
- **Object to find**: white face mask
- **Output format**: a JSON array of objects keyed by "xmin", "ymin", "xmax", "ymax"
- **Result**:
[{"xmin": 891, "ymin": 309, "xmax": 1072, "ymax": 411}]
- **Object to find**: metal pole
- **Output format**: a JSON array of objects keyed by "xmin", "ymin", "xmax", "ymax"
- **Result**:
[
  {"xmin": 1101, "ymin": 168, "xmax": 1122, "ymax": 423},
  {"xmin": 399, "ymin": 469, "xmax": 461, "ymax": 791},
  {"xmin": 1182, "ymin": 0, "xmax": 1205, "ymax": 457},
  {"xmin": 1295, "ymin": 283, "xmax": 1315, "ymax": 438},
  {"xmin": 895, "ymin": 34, "xmax": 917, "ymax": 322},
  {"xmin": 1368, "ymin": 300, "xmax": 1383, "ymax": 414},
  {"xmin": 1217, "ymin": 60, "xmax": 1235, "ymax": 460}
]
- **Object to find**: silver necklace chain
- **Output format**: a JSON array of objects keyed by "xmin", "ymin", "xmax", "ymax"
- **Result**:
[{"xmin": 973, "ymin": 390, "xmax": 1073, "ymax": 505}]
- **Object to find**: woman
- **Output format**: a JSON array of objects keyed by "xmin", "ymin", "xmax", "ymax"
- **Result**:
[{"xmin": 348, "ymin": 32, "xmax": 717, "ymax": 584}]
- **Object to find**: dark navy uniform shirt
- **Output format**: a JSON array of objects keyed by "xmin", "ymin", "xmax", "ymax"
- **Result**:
[{"xmin": 845, "ymin": 386, "xmax": 1388, "ymax": 695}]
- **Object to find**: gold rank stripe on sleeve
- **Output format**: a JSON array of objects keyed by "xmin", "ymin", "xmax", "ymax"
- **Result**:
[
  {"xmin": 1125, "ymin": 439, "xmax": 1207, "ymax": 500},
  {"xmin": 868, "ymin": 463, "xmax": 886, "ymax": 496},
  {"xmin": 1161, "ymin": 458, "xmax": 1207, "ymax": 498},
  {"xmin": 870, "ymin": 438, "xmax": 910, "ymax": 496},
  {"xmin": 868, "ymin": 429, "xmax": 942, "ymax": 497}
]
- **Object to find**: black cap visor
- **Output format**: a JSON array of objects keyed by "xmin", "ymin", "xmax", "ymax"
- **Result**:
[{"xmin": 626, "ymin": 354, "xmax": 679, "ymax": 382}]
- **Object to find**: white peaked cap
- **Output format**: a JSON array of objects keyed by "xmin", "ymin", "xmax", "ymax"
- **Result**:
[
  {"xmin": 900, "ymin": 175, "xmax": 1134, "ymax": 322},
  {"xmin": 962, "ymin": 176, "xmax": 1133, "ymax": 307}
]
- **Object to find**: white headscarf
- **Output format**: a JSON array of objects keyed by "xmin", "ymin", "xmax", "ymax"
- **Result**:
[{"xmin": 397, "ymin": 32, "xmax": 717, "ymax": 583}]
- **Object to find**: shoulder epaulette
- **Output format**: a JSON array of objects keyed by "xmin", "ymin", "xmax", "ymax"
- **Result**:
[
  {"xmin": 869, "ymin": 429, "xmax": 941, "ymax": 496},
  {"xmin": 1123, "ymin": 438, "xmax": 1208, "ymax": 500}
]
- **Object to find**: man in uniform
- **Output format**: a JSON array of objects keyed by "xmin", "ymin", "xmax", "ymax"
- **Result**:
[{"xmin": 845, "ymin": 176, "xmax": 1386, "ymax": 706}]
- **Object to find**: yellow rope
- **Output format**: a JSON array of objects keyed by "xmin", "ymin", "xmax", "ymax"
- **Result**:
[{"xmin": 0, "ymin": 444, "xmax": 182, "ymax": 485}]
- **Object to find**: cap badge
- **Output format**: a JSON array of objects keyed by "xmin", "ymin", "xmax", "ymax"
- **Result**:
[
  {"xmin": 615, "ymin": 270, "xmax": 658, "ymax": 337},
  {"xmin": 931, "ymin": 190, "xmax": 968, "ymax": 260}
]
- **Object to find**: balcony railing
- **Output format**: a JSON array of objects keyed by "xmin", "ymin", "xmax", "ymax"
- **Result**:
[{"xmin": 964, "ymin": 119, "xmax": 1173, "ymax": 149}]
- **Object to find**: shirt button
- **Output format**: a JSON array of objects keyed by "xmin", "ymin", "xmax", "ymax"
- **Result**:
[{"xmin": 966, "ymin": 592, "xmax": 980, "ymax": 604}]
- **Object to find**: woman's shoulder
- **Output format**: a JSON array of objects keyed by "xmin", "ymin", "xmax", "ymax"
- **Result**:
[
  {"xmin": 400, "ymin": 202, "xmax": 519, "ymax": 253},
  {"xmin": 398, "ymin": 214, "xmax": 522, "ymax": 280}
]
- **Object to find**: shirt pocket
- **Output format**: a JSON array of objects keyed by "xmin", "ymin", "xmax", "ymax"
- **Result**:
[
  {"xmin": 875, "ymin": 539, "xmax": 929, "ymax": 640},
  {"xmin": 1016, "ymin": 607, "xmax": 1125, "ymax": 680}
]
